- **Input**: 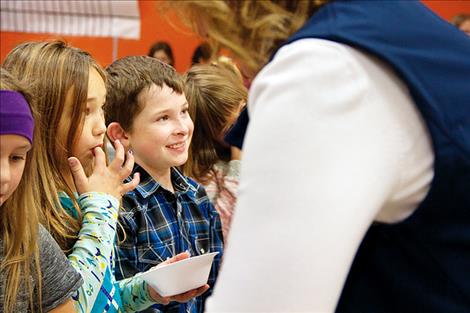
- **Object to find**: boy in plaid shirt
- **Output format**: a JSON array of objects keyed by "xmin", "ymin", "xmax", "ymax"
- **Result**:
[{"xmin": 104, "ymin": 56, "xmax": 224, "ymax": 313}]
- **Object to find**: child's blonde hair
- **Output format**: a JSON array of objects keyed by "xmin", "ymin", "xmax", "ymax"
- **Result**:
[
  {"xmin": 183, "ymin": 64, "xmax": 247, "ymax": 182},
  {"xmin": 3, "ymin": 40, "xmax": 106, "ymax": 251},
  {"xmin": 164, "ymin": 0, "xmax": 328, "ymax": 75},
  {"xmin": 212, "ymin": 56, "xmax": 243, "ymax": 82},
  {"xmin": 0, "ymin": 68, "xmax": 43, "ymax": 312}
]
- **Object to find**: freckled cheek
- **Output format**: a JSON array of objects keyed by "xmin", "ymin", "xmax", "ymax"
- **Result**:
[
  {"xmin": 10, "ymin": 164, "xmax": 26, "ymax": 193},
  {"xmin": 148, "ymin": 132, "xmax": 168, "ymax": 151},
  {"xmin": 11, "ymin": 177, "xmax": 22, "ymax": 192},
  {"xmin": 74, "ymin": 122, "xmax": 93, "ymax": 150},
  {"xmin": 73, "ymin": 135, "xmax": 87, "ymax": 156}
]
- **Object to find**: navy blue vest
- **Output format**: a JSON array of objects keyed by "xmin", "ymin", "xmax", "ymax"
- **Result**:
[{"xmin": 280, "ymin": 1, "xmax": 470, "ymax": 312}]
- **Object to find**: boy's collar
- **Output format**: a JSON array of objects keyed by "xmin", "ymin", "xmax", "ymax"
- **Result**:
[
  {"xmin": 130, "ymin": 164, "xmax": 195, "ymax": 199},
  {"xmin": 171, "ymin": 167, "xmax": 194, "ymax": 193}
]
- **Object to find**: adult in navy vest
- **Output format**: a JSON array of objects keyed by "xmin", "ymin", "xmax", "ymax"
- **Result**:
[{"xmin": 170, "ymin": 1, "xmax": 470, "ymax": 312}]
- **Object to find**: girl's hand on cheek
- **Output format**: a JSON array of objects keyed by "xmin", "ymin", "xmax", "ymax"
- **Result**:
[{"xmin": 67, "ymin": 139, "xmax": 139, "ymax": 199}]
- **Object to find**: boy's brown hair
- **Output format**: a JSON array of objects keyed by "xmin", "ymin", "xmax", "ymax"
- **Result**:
[{"xmin": 104, "ymin": 56, "xmax": 184, "ymax": 131}]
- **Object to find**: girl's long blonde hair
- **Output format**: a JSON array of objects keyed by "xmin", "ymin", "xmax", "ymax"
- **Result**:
[
  {"xmin": 183, "ymin": 64, "xmax": 247, "ymax": 182},
  {"xmin": 3, "ymin": 41, "xmax": 106, "ymax": 251},
  {"xmin": 0, "ymin": 68, "xmax": 43, "ymax": 312},
  {"xmin": 164, "ymin": 0, "xmax": 328, "ymax": 75}
]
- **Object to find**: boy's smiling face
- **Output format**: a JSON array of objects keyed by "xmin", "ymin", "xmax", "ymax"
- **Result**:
[{"xmin": 127, "ymin": 83, "xmax": 193, "ymax": 177}]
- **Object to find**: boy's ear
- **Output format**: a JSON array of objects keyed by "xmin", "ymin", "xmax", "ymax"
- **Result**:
[{"xmin": 107, "ymin": 122, "xmax": 130, "ymax": 149}]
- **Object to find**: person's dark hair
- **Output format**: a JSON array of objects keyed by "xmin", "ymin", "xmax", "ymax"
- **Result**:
[
  {"xmin": 451, "ymin": 13, "xmax": 470, "ymax": 27},
  {"xmin": 148, "ymin": 41, "xmax": 175, "ymax": 66},
  {"xmin": 191, "ymin": 42, "xmax": 213, "ymax": 65},
  {"xmin": 104, "ymin": 56, "xmax": 184, "ymax": 132}
]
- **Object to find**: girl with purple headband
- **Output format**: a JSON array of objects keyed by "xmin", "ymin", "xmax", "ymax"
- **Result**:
[
  {"xmin": 0, "ymin": 68, "xmax": 81, "ymax": 312},
  {"xmin": 3, "ymin": 41, "xmax": 201, "ymax": 313}
]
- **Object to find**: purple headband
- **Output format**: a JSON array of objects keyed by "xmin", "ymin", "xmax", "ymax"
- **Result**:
[{"xmin": 0, "ymin": 90, "xmax": 34, "ymax": 143}]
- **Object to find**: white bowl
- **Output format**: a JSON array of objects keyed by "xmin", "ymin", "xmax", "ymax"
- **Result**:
[{"xmin": 137, "ymin": 252, "xmax": 219, "ymax": 297}]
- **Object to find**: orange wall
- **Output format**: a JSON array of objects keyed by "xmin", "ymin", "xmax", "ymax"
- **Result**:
[
  {"xmin": 421, "ymin": 0, "xmax": 469, "ymax": 20},
  {"xmin": 1, "ymin": 1, "xmax": 469, "ymax": 72},
  {"xmin": 0, "ymin": 1, "xmax": 201, "ymax": 73}
]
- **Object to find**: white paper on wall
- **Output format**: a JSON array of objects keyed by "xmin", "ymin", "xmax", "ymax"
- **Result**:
[{"xmin": 0, "ymin": 0, "xmax": 140, "ymax": 39}]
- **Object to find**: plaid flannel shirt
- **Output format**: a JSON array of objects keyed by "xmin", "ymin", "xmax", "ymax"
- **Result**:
[{"xmin": 115, "ymin": 165, "xmax": 224, "ymax": 313}]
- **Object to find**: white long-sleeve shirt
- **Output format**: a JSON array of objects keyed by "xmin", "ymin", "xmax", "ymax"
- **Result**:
[{"xmin": 206, "ymin": 39, "xmax": 434, "ymax": 312}]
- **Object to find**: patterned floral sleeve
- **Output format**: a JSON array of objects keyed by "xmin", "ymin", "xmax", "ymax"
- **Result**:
[
  {"xmin": 60, "ymin": 192, "xmax": 119, "ymax": 313},
  {"xmin": 205, "ymin": 160, "xmax": 241, "ymax": 239},
  {"xmin": 117, "ymin": 276, "xmax": 156, "ymax": 312},
  {"xmin": 220, "ymin": 160, "xmax": 240, "ymax": 239}
]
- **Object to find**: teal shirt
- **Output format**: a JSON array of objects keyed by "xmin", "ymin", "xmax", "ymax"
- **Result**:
[{"xmin": 60, "ymin": 192, "xmax": 156, "ymax": 312}]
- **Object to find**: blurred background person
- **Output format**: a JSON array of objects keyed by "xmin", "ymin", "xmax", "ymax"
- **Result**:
[
  {"xmin": 191, "ymin": 42, "xmax": 213, "ymax": 65},
  {"xmin": 148, "ymin": 41, "xmax": 175, "ymax": 67},
  {"xmin": 451, "ymin": 13, "xmax": 470, "ymax": 35}
]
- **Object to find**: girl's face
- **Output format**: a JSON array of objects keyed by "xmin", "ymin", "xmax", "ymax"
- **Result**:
[
  {"xmin": 59, "ymin": 67, "xmax": 106, "ymax": 169},
  {"xmin": 0, "ymin": 135, "xmax": 31, "ymax": 206}
]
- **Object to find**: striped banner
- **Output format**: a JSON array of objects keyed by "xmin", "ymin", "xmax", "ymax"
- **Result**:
[{"xmin": 0, "ymin": 0, "xmax": 140, "ymax": 39}]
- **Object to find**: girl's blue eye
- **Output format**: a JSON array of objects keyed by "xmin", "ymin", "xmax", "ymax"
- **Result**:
[
  {"xmin": 10, "ymin": 155, "xmax": 26, "ymax": 162},
  {"xmin": 157, "ymin": 115, "xmax": 169, "ymax": 122}
]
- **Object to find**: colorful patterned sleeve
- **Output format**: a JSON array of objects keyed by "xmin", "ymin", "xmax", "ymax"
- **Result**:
[
  {"xmin": 117, "ymin": 276, "xmax": 156, "ymax": 312},
  {"xmin": 225, "ymin": 160, "xmax": 241, "ymax": 180},
  {"xmin": 218, "ymin": 160, "xmax": 240, "ymax": 239},
  {"xmin": 61, "ymin": 192, "xmax": 119, "ymax": 313}
]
